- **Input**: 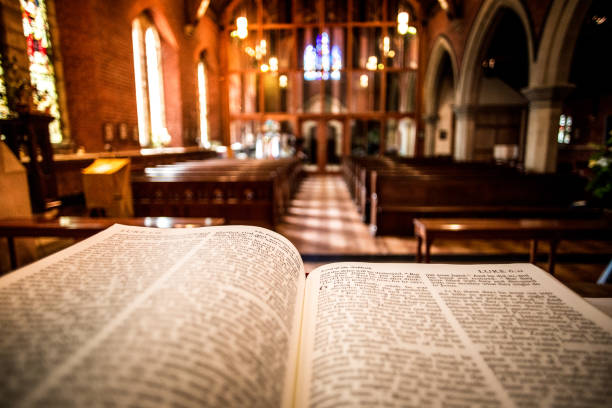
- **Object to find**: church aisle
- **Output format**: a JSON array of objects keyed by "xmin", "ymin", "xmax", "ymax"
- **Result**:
[
  {"xmin": 278, "ymin": 174, "xmax": 611, "ymax": 281},
  {"xmin": 277, "ymin": 174, "xmax": 392, "ymax": 255}
]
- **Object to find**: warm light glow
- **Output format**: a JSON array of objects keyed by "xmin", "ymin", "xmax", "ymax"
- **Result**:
[
  {"xmin": 0, "ymin": 55, "xmax": 8, "ymax": 118},
  {"xmin": 279, "ymin": 74, "xmax": 288, "ymax": 88},
  {"xmin": 236, "ymin": 17, "xmax": 248, "ymax": 39},
  {"xmin": 438, "ymin": 0, "xmax": 449, "ymax": 11},
  {"xmin": 132, "ymin": 20, "xmax": 148, "ymax": 146},
  {"xmin": 92, "ymin": 164, "xmax": 113, "ymax": 173},
  {"xmin": 397, "ymin": 12, "xmax": 411, "ymax": 36},
  {"xmin": 154, "ymin": 217, "xmax": 173, "ymax": 228},
  {"xmin": 407, "ymin": 26, "xmax": 417, "ymax": 35},
  {"xmin": 269, "ymin": 57, "xmax": 278, "ymax": 72},
  {"xmin": 256, "ymin": 39, "xmax": 267, "ymax": 59},
  {"xmin": 366, "ymin": 56, "xmax": 378, "ymax": 70},
  {"xmin": 196, "ymin": 0, "xmax": 210, "ymax": 19},
  {"xmin": 383, "ymin": 36, "xmax": 390, "ymax": 54},
  {"xmin": 197, "ymin": 60, "xmax": 209, "ymax": 147},
  {"xmin": 83, "ymin": 158, "xmax": 130, "ymax": 175},
  {"xmin": 388, "ymin": 50, "xmax": 396, "ymax": 58},
  {"xmin": 593, "ymin": 15, "xmax": 607, "ymax": 25},
  {"xmin": 145, "ymin": 27, "xmax": 166, "ymax": 146},
  {"xmin": 359, "ymin": 74, "xmax": 369, "ymax": 88},
  {"xmin": 377, "ymin": 63, "xmax": 384, "ymax": 70},
  {"xmin": 260, "ymin": 63, "xmax": 269, "ymax": 72}
]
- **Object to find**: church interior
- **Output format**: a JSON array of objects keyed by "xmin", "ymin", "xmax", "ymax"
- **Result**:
[{"xmin": 0, "ymin": 0, "xmax": 611, "ymax": 292}]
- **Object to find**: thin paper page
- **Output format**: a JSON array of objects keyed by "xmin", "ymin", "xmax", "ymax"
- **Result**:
[
  {"xmin": 296, "ymin": 262, "xmax": 612, "ymax": 408},
  {"xmin": 0, "ymin": 225, "xmax": 305, "ymax": 408}
]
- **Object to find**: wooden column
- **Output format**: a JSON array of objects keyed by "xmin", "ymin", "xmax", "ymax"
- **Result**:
[{"xmin": 317, "ymin": 120, "xmax": 326, "ymax": 172}]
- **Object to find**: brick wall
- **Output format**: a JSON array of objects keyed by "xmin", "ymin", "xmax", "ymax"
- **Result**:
[{"xmin": 51, "ymin": 0, "xmax": 220, "ymax": 152}]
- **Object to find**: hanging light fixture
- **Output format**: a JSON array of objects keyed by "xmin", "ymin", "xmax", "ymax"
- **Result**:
[
  {"xmin": 269, "ymin": 57, "xmax": 278, "ymax": 72},
  {"xmin": 236, "ymin": 17, "xmax": 248, "ymax": 39},
  {"xmin": 359, "ymin": 74, "xmax": 369, "ymax": 88},
  {"xmin": 383, "ymin": 36, "xmax": 390, "ymax": 55},
  {"xmin": 279, "ymin": 75, "xmax": 288, "ymax": 88},
  {"xmin": 397, "ymin": 12, "xmax": 409, "ymax": 35},
  {"xmin": 366, "ymin": 56, "xmax": 378, "ymax": 70}
]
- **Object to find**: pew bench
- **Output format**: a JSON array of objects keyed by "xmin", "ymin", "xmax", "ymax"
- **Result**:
[
  {"xmin": 131, "ymin": 174, "xmax": 280, "ymax": 228},
  {"xmin": 0, "ymin": 216, "xmax": 225, "ymax": 271},
  {"xmin": 370, "ymin": 171, "xmax": 589, "ymax": 236},
  {"xmin": 413, "ymin": 218, "xmax": 612, "ymax": 275},
  {"xmin": 132, "ymin": 158, "xmax": 303, "ymax": 227}
]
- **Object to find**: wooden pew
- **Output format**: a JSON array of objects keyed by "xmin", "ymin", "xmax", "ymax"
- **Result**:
[
  {"xmin": 341, "ymin": 156, "xmax": 399, "ymax": 218},
  {"xmin": 0, "ymin": 216, "xmax": 225, "ymax": 271},
  {"xmin": 147, "ymin": 158, "xmax": 302, "ymax": 214},
  {"xmin": 370, "ymin": 171, "xmax": 596, "ymax": 236},
  {"xmin": 131, "ymin": 158, "xmax": 303, "ymax": 229},
  {"xmin": 348, "ymin": 156, "xmax": 520, "ymax": 223},
  {"xmin": 131, "ymin": 174, "xmax": 278, "ymax": 228},
  {"xmin": 359, "ymin": 159, "xmax": 519, "ymax": 223},
  {"xmin": 413, "ymin": 217, "xmax": 612, "ymax": 275},
  {"xmin": 142, "ymin": 157, "xmax": 304, "ymax": 215}
]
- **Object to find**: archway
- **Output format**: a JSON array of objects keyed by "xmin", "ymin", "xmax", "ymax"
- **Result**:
[
  {"xmin": 558, "ymin": 0, "xmax": 612, "ymax": 173},
  {"xmin": 422, "ymin": 36, "xmax": 458, "ymax": 157},
  {"xmin": 454, "ymin": 0, "xmax": 533, "ymax": 162},
  {"xmin": 524, "ymin": 0, "xmax": 609, "ymax": 173}
]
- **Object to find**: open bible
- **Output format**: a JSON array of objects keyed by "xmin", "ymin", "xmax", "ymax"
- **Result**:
[{"xmin": 1, "ymin": 225, "xmax": 610, "ymax": 407}]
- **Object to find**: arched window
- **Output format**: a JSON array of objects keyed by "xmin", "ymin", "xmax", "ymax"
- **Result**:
[
  {"xmin": 19, "ymin": 0, "xmax": 63, "ymax": 143},
  {"xmin": 132, "ymin": 14, "xmax": 168, "ymax": 147},
  {"xmin": 197, "ymin": 56, "xmax": 209, "ymax": 147},
  {"xmin": 0, "ymin": 55, "xmax": 8, "ymax": 118}
]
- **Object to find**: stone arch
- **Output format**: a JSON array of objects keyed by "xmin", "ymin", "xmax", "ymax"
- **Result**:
[
  {"xmin": 423, "ymin": 35, "xmax": 458, "ymax": 156},
  {"xmin": 455, "ymin": 0, "xmax": 535, "ymax": 107},
  {"xmin": 453, "ymin": 0, "xmax": 534, "ymax": 161},
  {"xmin": 423, "ymin": 35, "xmax": 459, "ymax": 118},
  {"xmin": 522, "ymin": 0, "xmax": 593, "ymax": 173},
  {"xmin": 532, "ymin": 0, "xmax": 592, "ymax": 87}
]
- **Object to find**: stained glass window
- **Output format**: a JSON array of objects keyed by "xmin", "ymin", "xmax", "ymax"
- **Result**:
[
  {"xmin": 303, "ymin": 32, "xmax": 342, "ymax": 81},
  {"xmin": 20, "ymin": 0, "xmax": 62, "ymax": 143},
  {"xmin": 558, "ymin": 114, "xmax": 572, "ymax": 144}
]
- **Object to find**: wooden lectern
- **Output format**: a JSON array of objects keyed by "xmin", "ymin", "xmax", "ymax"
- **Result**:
[{"xmin": 82, "ymin": 158, "xmax": 133, "ymax": 217}]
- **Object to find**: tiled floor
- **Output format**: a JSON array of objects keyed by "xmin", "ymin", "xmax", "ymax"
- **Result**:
[{"xmin": 277, "ymin": 174, "xmax": 612, "ymax": 283}]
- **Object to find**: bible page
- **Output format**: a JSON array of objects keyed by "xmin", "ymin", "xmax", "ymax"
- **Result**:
[
  {"xmin": 0, "ymin": 224, "xmax": 305, "ymax": 408},
  {"xmin": 295, "ymin": 262, "xmax": 612, "ymax": 407}
]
